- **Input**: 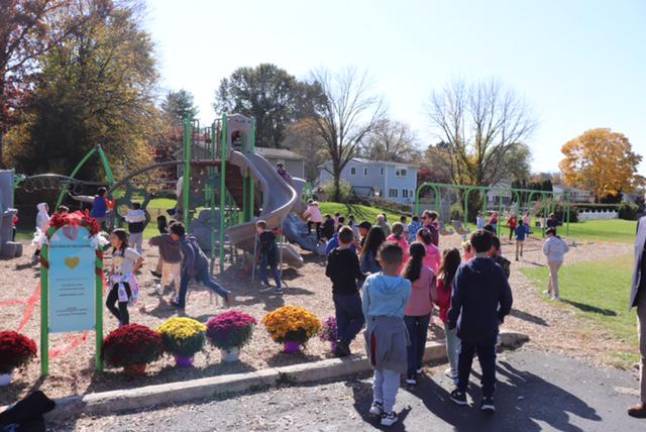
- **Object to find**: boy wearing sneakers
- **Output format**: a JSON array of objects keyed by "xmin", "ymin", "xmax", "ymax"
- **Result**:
[
  {"xmin": 362, "ymin": 243, "xmax": 412, "ymax": 427},
  {"xmin": 256, "ymin": 220, "xmax": 282, "ymax": 294},
  {"xmin": 326, "ymin": 226, "xmax": 365, "ymax": 357},
  {"xmin": 448, "ymin": 229, "xmax": 513, "ymax": 413}
]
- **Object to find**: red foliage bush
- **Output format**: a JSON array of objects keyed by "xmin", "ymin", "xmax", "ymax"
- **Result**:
[{"xmin": 0, "ymin": 331, "xmax": 37, "ymax": 374}]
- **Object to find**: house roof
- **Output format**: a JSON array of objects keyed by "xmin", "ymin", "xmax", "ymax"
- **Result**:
[
  {"xmin": 256, "ymin": 147, "xmax": 304, "ymax": 161},
  {"xmin": 319, "ymin": 157, "xmax": 417, "ymax": 169}
]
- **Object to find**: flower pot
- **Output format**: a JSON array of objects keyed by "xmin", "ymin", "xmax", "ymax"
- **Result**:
[
  {"xmin": 0, "ymin": 371, "xmax": 13, "ymax": 386},
  {"xmin": 283, "ymin": 341, "xmax": 301, "ymax": 354},
  {"xmin": 220, "ymin": 347, "xmax": 240, "ymax": 363},
  {"xmin": 330, "ymin": 341, "xmax": 337, "ymax": 352},
  {"xmin": 174, "ymin": 355, "xmax": 194, "ymax": 368},
  {"xmin": 123, "ymin": 363, "xmax": 147, "ymax": 376}
]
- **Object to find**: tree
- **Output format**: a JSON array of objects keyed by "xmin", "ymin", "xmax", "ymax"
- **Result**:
[
  {"xmin": 361, "ymin": 119, "xmax": 420, "ymax": 162},
  {"xmin": 281, "ymin": 118, "xmax": 327, "ymax": 182},
  {"xmin": 5, "ymin": 0, "xmax": 158, "ymax": 179},
  {"xmin": 420, "ymin": 141, "xmax": 453, "ymax": 184},
  {"xmin": 426, "ymin": 80, "xmax": 536, "ymax": 186},
  {"xmin": 161, "ymin": 89, "xmax": 198, "ymax": 127},
  {"xmin": 0, "ymin": 0, "xmax": 86, "ymax": 166},
  {"xmin": 560, "ymin": 128, "xmax": 643, "ymax": 200},
  {"xmin": 214, "ymin": 63, "xmax": 324, "ymax": 148},
  {"xmin": 308, "ymin": 68, "xmax": 384, "ymax": 201}
]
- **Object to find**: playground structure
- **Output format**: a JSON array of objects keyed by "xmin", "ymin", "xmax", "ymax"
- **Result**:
[
  {"xmin": 0, "ymin": 170, "xmax": 21, "ymax": 258},
  {"xmin": 415, "ymin": 182, "xmax": 574, "ymax": 236},
  {"xmin": 10, "ymin": 113, "xmax": 323, "ymax": 275}
]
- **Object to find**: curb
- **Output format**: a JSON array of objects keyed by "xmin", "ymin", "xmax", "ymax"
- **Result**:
[{"xmin": 34, "ymin": 330, "xmax": 528, "ymax": 419}]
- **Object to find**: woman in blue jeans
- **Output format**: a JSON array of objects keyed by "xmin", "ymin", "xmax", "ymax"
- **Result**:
[
  {"xmin": 170, "ymin": 223, "xmax": 231, "ymax": 309},
  {"xmin": 402, "ymin": 242, "xmax": 435, "ymax": 386}
]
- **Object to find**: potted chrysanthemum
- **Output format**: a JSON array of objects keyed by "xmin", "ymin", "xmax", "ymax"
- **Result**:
[
  {"xmin": 158, "ymin": 317, "xmax": 207, "ymax": 367},
  {"xmin": 319, "ymin": 316, "xmax": 338, "ymax": 352},
  {"xmin": 102, "ymin": 324, "xmax": 163, "ymax": 376},
  {"xmin": 262, "ymin": 306, "xmax": 321, "ymax": 353},
  {"xmin": 206, "ymin": 310, "xmax": 257, "ymax": 362},
  {"xmin": 0, "ymin": 331, "xmax": 37, "ymax": 386}
]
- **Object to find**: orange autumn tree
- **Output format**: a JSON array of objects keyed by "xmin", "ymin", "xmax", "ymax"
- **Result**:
[{"xmin": 559, "ymin": 128, "xmax": 642, "ymax": 200}]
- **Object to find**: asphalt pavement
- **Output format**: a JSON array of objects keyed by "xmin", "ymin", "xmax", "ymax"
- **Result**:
[{"xmin": 54, "ymin": 348, "xmax": 645, "ymax": 432}]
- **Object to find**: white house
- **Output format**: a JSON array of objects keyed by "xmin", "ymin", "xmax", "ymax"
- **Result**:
[
  {"xmin": 319, "ymin": 158, "xmax": 418, "ymax": 204},
  {"xmin": 553, "ymin": 186, "xmax": 595, "ymax": 203}
]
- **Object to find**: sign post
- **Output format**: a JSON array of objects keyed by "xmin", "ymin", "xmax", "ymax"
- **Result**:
[{"xmin": 40, "ymin": 225, "xmax": 103, "ymax": 376}]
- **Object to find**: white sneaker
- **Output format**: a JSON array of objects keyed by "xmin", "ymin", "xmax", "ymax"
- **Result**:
[
  {"xmin": 369, "ymin": 401, "xmax": 383, "ymax": 416},
  {"xmin": 405, "ymin": 377, "xmax": 417, "ymax": 386},
  {"xmin": 416, "ymin": 368, "xmax": 423, "ymax": 374},
  {"xmin": 380, "ymin": 412, "xmax": 398, "ymax": 427}
]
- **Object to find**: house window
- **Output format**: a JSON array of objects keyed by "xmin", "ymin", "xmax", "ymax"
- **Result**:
[
  {"xmin": 364, "ymin": 168, "xmax": 368, "ymax": 175},
  {"xmin": 395, "ymin": 169, "xmax": 407, "ymax": 177},
  {"xmin": 410, "ymin": 189, "xmax": 414, "ymax": 198},
  {"xmin": 380, "ymin": 168, "xmax": 384, "ymax": 175},
  {"xmin": 402, "ymin": 189, "xmax": 409, "ymax": 198},
  {"xmin": 350, "ymin": 167, "xmax": 356, "ymax": 175},
  {"xmin": 388, "ymin": 189, "xmax": 398, "ymax": 198}
]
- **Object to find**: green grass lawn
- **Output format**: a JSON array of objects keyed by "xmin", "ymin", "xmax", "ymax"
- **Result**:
[
  {"xmin": 521, "ymin": 255, "xmax": 638, "ymax": 367},
  {"xmin": 318, "ymin": 202, "xmax": 403, "ymax": 224},
  {"xmin": 564, "ymin": 219, "xmax": 637, "ymax": 244}
]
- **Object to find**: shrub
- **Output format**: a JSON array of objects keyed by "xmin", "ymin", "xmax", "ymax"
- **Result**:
[
  {"xmin": 0, "ymin": 331, "xmax": 37, "ymax": 374},
  {"xmin": 158, "ymin": 317, "xmax": 207, "ymax": 357},
  {"xmin": 553, "ymin": 203, "xmax": 579, "ymax": 223},
  {"xmin": 319, "ymin": 316, "xmax": 338, "ymax": 343},
  {"xmin": 262, "ymin": 306, "xmax": 321, "ymax": 344},
  {"xmin": 321, "ymin": 180, "xmax": 352, "ymax": 203},
  {"xmin": 618, "ymin": 202, "xmax": 639, "ymax": 221},
  {"xmin": 103, "ymin": 324, "xmax": 163, "ymax": 368},
  {"xmin": 449, "ymin": 202, "xmax": 464, "ymax": 221},
  {"xmin": 206, "ymin": 311, "xmax": 257, "ymax": 350}
]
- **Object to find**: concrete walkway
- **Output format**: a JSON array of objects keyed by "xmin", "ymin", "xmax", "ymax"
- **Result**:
[{"xmin": 54, "ymin": 348, "xmax": 644, "ymax": 431}]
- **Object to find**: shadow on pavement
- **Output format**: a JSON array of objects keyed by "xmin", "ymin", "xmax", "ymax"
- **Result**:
[{"xmin": 413, "ymin": 360, "xmax": 601, "ymax": 432}]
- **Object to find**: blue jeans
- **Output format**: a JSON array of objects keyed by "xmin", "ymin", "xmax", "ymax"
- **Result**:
[
  {"xmin": 404, "ymin": 314, "xmax": 431, "ymax": 377},
  {"xmin": 177, "ymin": 268, "xmax": 230, "ymax": 308},
  {"xmin": 457, "ymin": 338, "xmax": 497, "ymax": 398},
  {"xmin": 333, "ymin": 293, "xmax": 365, "ymax": 345},
  {"xmin": 444, "ymin": 323, "xmax": 461, "ymax": 379},
  {"xmin": 259, "ymin": 256, "xmax": 281, "ymax": 290}
]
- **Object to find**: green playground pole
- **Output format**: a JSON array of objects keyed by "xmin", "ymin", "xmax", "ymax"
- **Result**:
[
  {"xmin": 566, "ymin": 192, "xmax": 571, "ymax": 236},
  {"xmin": 40, "ymin": 241, "xmax": 49, "ymax": 376},
  {"xmin": 219, "ymin": 114, "xmax": 228, "ymax": 273},
  {"xmin": 95, "ymin": 250, "xmax": 103, "ymax": 372},
  {"xmin": 56, "ymin": 147, "xmax": 97, "ymax": 208},
  {"xmin": 248, "ymin": 119, "xmax": 256, "ymax": 220},
  {"xmin": 182, "ymin": 116, "xmax": 192, "ymax": 228}
]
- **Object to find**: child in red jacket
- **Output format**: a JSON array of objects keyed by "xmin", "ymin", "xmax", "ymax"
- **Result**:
[{"xmin": 434, "ymin": 248, "xmax": 462, "ymax": 383}]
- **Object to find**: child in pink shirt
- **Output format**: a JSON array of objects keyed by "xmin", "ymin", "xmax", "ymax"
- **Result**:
[
  {"xmin": 402, "ymin": 242, "xmax": 435, "ymax": 386},
  {"xmin": 416, "ymin": 228, "xmax": 441, "ymax": 274},
  {"xmin": 387, "ymin": 222, "xmax": 410, "ymax": 266}
]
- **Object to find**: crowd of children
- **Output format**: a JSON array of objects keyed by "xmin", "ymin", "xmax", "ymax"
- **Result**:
[{"xmin": 318, "ymin": 209, "xmax": 522, "ymax": 426}]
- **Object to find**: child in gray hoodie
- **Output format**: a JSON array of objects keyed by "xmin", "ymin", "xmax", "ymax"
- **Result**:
[{"xmin": 362, "ymin": 243, "xmax": 412, "ymax": 427}]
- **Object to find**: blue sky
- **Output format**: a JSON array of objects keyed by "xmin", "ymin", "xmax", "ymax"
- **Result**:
[{"xmin": 144, "ymin": 0, "xmax": 646, "ymax": 174}]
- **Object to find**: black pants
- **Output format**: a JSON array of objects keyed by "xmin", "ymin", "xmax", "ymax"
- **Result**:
[
  {"xmin": 457, "ymin": 338, "xmax": 497, "ymax": 398},
  {"xmin": 106, "ymin": 283, "xmax": 131, "ymax": 326},
  {"xmin": 333, "ymin": 293, "xmax": 365, "ymax": 345}
]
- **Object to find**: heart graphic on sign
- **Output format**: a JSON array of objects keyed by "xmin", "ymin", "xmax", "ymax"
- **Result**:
[{"xmin": 65, "ymin": 257, "xmax": 80, "ymax": 270}]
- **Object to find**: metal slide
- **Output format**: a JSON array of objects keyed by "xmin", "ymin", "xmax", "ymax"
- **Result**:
[{"xmin": 225, "ymin": 151, "xmax": 305, "ymax": 268}]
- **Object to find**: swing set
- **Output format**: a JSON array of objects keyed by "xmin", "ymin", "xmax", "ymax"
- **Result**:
[{"xmin": 414, "ymin": 182, "xmax": 573, "ymax": 236}]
